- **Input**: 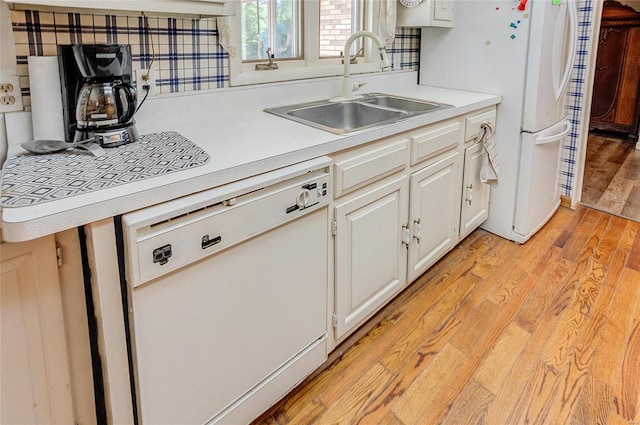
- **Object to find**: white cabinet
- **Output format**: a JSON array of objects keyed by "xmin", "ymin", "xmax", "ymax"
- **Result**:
[
  {"xmin": 329, "ymin": 107, "xmax": 496, "ymax": 343},
  {"xmin": 333, "ymin": 175, "xmax": 408, "ymax": 339},
  {"xmin": 408, "ymin": 149, "xmax": 461, "ymax": 282},
  {"xmin": 397, "ymin": 0, "xmax": 454, "ymax": 28},
  {"xmin": 331, "ymin": 138, "xmax": 410, "ymax": 341},
  {"xmin": 0, "ymin": 235, "xmax": 74, "ymax": 425},
  {"xmin": 459, "ymin": 109, "xmax": 496, "ymax": 240},
  {"xmin": 460, "ymin": 141, "xmax": 490, "ymax": 239},
  {"xmin": 2, "ymin": 0, "xmax": 235, "ymax": 17}
]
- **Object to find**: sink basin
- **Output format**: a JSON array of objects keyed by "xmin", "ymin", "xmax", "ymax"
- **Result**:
[
  {"xmin": 359, "ymin": 94, "xmax": 445, "ymax": 113},
  {"xmin": 264, "ymin": 93, "xmax": 453, "ymax": 134},
  {"xmin": 286, "ymin": 101, "xmax": 407, "ymax": 133}
]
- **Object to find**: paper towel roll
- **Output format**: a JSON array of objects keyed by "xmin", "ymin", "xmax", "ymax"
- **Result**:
[{"xmin": 28, "ymin": 56, "xmax": 66, "ymax": 141}]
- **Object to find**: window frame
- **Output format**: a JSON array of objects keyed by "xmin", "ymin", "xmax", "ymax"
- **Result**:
[{"xmin": 229, "ymin": 0, "xmax": 384, "ymax": 87}]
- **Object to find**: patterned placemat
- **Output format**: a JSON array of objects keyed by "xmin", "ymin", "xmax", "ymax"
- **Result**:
[{"xmin": 1, "ymin": 131, "xmax": 210, "ymax": 207}]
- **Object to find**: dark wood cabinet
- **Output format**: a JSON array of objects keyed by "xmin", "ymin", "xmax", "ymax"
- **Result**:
[{"xmin": 589, "ymin": 1, "xmax": 640, "ymax": 139}]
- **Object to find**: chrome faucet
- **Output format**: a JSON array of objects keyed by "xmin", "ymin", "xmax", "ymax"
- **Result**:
[{"xmin": 338, "ymin": 31, "xmax": 391, "ymax": 99}]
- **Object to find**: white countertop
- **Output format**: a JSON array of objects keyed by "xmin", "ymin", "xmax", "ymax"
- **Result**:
[{"xmin": 1, "ymin": 71, "xmax": 500, "ymax": 242}]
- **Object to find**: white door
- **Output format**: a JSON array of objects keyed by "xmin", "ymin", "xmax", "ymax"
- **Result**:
[
  {"xmin": 334, "ymin": 175, "xmax": 408, "ymax": 340},
  {"xmin": 522, "ymin": 0, "xmax": 578, "ymax": 132},
  {"xmin": 1, "ymin": 236, "xmax": 75, "ymax": 425},
  {"xmin": 513, "ymin": 118, "xmax": 571, "ymax": 243},
  {"xmin": 408, "ymin": 150, "xmax": 461, "ymax": 282},
  {"xmin": 460, "ymin": 141, "xmax": 491, "ymax": 240}
]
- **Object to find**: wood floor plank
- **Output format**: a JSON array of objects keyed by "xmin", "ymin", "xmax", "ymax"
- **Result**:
[
  {"xmin": 546, "ymin": 350, "xmax": 592, "ymax": 425},
  {"xmin": 379, "ymin": 273, "xmax": 478, "ymax": 374},
  {"xmin": 570, "ymin": 265, "xmax": 604, "ymax": 317},
  {"xmin": 438, "ymin": 379, "xmax": 494, "ymax": 425},
  {"xmin": 540, "ymin": 306, "xmax": 587, "ymax": 371},
  {"xmin": 505, "ymin": 360, "xmax": 564, "ymax": 425},
  {"xmin": 547, "ymin": 208, "xmax": 609, "ymax": 317},
  {"xmin": 417, "ymin": 270, "xmax": 542, "ymax": 425},
  {"xmin": 620, "ymin": 184, "xmax": 640, "ymax": 223},
  {"xmin": 514, "ymin": 247, "xmax": 571, "ymax": 333},
  {"xmin": 590, "ymin": 268, "xmax": 640, "ymax": 390},
  {"xmin": 613, "ymin": 292, "xmax": 640, "ymax": 422},
  {"xmin": 561, "ymin": 208, "xmax": 606, "ymax": 262},
  {"xmin": 569, "ymin": 377, "xmax": 613, "ymax": 425},
  {"xmin": 487, "ymin": 208, "xmax": 575, "ymax": 310},
  {"xmin": 313, "ymin": 362, "xmax": 394, "ymax": 425},
  {"xmin": 617, "ymin": 145, "xmax": 640, "ymax": 179},
  {"xmin": 554, "ymin": 207, "xmax": 589, "ymax": 248},
  {"xmin": 391, "ymin": 343, "xmax": 466, "ymax": 425},
  {"xmin": 596, "ymin": 177, "xmax": 636, "ymax": 215},
  {"xmin": 607, "ymin": 413, "xmax": 632, "ymax": 425},
  {"xmin": 626, "ymin": 228, "xmax": 640, "ymax": 271},
  {"xmin": 483, "ymin": 313, "xmax": 560, "ymax": 425},
  {"xmin": 594, "ymin": 215, "xmax": 628, "ymax": 270},
  {"xmin": 353, "ymin": 315, "xmax": 461, "ymax": 424},
  {"xmin": 473, "ymin": 321, "xmax": 530, "ymax": 394},
  {"xmin": 378, "ymin": 411, "xmax": 405, "ymax": 425},
  {"xmin": 466, "ymin": 233, "xmax": 515, "ymax": 279},
  {"xmin": 619, "ymin": 220, "xmax": 639, "ymax": 254}
]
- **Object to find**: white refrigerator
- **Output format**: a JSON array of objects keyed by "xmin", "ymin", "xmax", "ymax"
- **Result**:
[{"xmin": 418, "ymin": 0, "xmax": 578, "ymax": 243}]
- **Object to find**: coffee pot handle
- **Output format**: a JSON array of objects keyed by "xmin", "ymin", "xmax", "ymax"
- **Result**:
[{"xmin": 116, "ymin": 82, "xmax": 138, "ymax": 124}]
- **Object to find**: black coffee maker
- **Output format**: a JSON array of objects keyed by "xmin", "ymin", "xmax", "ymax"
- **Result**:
[{"xmin": 58, "ymin": 44, "xmax": 139, "ymax": 148}]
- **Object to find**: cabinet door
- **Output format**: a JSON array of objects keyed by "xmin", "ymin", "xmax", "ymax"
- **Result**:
[
  {"xmin": 460, "ymin": 142, "xmax": 490, "ymax": 240},
  {"xmin": 334, "ymin": 175, "xmax": 408, "ymax": 340},
  {"xmin": 408, "ymin": 150, "xmax": 460, "ymax": 282},
  {"xmin": 1, "ymin": 235, "xmax": 74, "ymax": 425}
]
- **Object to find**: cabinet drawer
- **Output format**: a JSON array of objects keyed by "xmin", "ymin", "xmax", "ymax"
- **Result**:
[
  {"xmin": 410, "ymin": 119, "xmax": 462, "ymax": 166},
  {"xmin": 333, "ymin": 139, "xmax": 409, "ymax": 198},
  {"xmin": 464, "ymin": 109, "xmax": 496, "ymax": 142}
]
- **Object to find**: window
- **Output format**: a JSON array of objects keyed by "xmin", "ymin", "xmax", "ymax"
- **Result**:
[
  {"xmin": 230, "ymin": 0, "xmax": 380, "ymax": 86},
  {"xmin": 241, "ymin": 0, "xmax": 302, "ymax": 61}
]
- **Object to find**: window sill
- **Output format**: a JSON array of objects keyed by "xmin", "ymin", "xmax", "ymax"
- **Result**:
[{"xmin": 231, "ymin": 63, "xmax": 381, "ymax": 87}]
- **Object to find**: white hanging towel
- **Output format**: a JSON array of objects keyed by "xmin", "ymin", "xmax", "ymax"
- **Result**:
[{"xmin": 479, "ymin": 122, "xmax": 499, "ymax": 184}]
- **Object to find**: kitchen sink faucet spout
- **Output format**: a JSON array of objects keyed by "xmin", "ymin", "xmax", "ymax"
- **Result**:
[{"xmin": 337, "ymin": 31, "xmax": 390, "ymax": 100}]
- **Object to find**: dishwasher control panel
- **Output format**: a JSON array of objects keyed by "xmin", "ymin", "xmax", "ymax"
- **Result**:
[{"xmin": 122, "ymin": 159, "xmax": 332, "ymax": 287}]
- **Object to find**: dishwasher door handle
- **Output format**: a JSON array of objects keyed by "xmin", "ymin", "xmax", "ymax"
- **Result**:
[{"xmin": 202, "ymin": 234, "xmax": 222, "ymax": 249}]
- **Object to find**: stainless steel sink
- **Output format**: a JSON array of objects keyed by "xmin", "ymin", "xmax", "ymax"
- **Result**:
[
  {"xmin": 359, "ymin": 93, "xmax": 445, "ymax": 113},
  {"xmin": 287, "ymin": 101, "xmax": 407, "ymax": 133},
  {"xmin": 264, "ymin": 93, "xmax": 453, "ymax": 135}
]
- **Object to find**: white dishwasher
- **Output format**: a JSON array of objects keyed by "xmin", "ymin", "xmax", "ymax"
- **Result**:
[{"xmin": 121, "ymin": 157, "xmax": 331, "ymax": 425}]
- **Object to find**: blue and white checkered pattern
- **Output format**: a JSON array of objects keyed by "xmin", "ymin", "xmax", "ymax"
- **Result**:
[
  {"xmin": 11, "ymin": 9, "xmax": 229, "ymax": 101},
  {"xmin": 10, "ymin": 9, "xmax": 421, "ymax": 106},
  {"xmin": 561, "ymin": 0, "xmax": 595, "ymax": 199}
]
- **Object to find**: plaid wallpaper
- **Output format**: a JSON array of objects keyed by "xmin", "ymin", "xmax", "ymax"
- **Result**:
[
  {"xmin": 561, "ymin": 0, "xmax": 595, "ymax": 199},
  {"xmin": 10, "ymin": 8, "xmax": 421, "ymax": 106}
]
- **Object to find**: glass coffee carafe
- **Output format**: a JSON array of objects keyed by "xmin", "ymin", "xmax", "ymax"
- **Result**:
[{"xmin": 75, "ymin": 80, "xmax": 136, "ymax": 129}]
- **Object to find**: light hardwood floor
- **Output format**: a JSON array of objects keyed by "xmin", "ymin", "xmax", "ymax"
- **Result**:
[
  {"xmin": 253, "ymin": 205, "xmax": 640, "ymax": 425},
  {"xmin": 581, "ymin": 132, "xmax": 640, "ymax": 223}
]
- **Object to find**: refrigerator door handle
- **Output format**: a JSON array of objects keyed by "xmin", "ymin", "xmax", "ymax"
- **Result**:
[
  {"xmin": 534, "ymin": 120, "xmax": 571, "ymax": 145},
  {"xmin": 552, "ymin": 0, "xmax": 578, "ymax": 100}
]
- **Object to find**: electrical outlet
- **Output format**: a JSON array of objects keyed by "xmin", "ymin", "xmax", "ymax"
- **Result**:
[
  {"xmin": 135, "ymin": 68, "xmax": 157, "ymax": 100},
  {"xmin": 1, "ymin": 83, "xmax": 15, "ymax": 93},
  {"xmin": 1, "ymin": 96, "xmax": 16, "ymax": 105},
  {"xmin": 0, "ymin": 76, "xmax": 24, "ymax": 113}
]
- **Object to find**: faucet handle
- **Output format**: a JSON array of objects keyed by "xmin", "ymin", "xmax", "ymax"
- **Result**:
[{"xmin": 353, "ymin": 82, "xmax": 367, "ymax": 92}]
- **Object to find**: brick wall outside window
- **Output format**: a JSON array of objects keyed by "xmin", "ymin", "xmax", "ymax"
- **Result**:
[{"xmin": 320, "ymin": 0, "xmax": 353, "ymax": 57}]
